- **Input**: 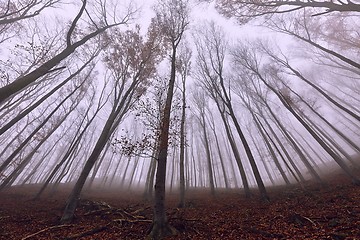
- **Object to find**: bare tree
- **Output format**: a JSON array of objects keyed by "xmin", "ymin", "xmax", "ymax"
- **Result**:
[
  {"xmin": 231, "ymin": 43, "xmax": 360, "ymax": 184},
  {"xmin": 0, "ymin": 48, "xmax": 100, "ymax": 135},
  {"xmin": 191, "ymin": 90, "xmax": 216, "ymax": 196},
  {"xmin": 61, "ymin": 23, "xmax": 165, "ymax": 223},
  {"xmin": 176, "ymin": 43, "xmax": 191, "ymax": 207},
  {"xmin": 0, "ymin": 0, "xmax": 60, "ymax": 25},
  {"xmin": 0, "ymin": 0, "xmax": 136, "ymax": 104},
  {"xmin": 213, "ymin": 0, "xmax": 360, "ymax": 23},
  {"xmin": 193, "ymin": 21, "xmax": 268, "ymax": 200},
  {"xmin": 266, "ymin": 13, "xmax": 360, "ymax": 71}
]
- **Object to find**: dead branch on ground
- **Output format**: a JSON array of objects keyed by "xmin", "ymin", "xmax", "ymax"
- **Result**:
[{"xmin": 21, "ymin": 224, "xmax": 73, "ymax": 240}]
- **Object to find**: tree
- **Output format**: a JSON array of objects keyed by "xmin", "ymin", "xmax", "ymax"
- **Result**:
[
  {"xmin": 231, "ymin": 43, "xmax": 360, "ymax": 184},
  {"xmin": 176, "ymin": 43, "xmax": 191, "ymax": 207},
  {"xmin": 0, "ymin": 0, "xmax": 136, "ymax": 104},
  {"xmin": 61, "ymin": 24, "xmax": 165, "ymax": 223},
  {"xmin": 0, "ymin": 77, "xmax": 89, "ymax": 176},
  {"xmin": 191, "ymin": 90, "xmax": 216, "ymax": 196},
  {"xmin": 266, "ymin": 13, "xmax": 360, "ymax": 71},
  {"xmin": 148, "ymin": 0, "xmax": 189, "ymax": 238},
  {"xmin": 0, "ymin": 0, "xmax": 60, "ymax": 25},
  {"xmin": 0, "ymin": 48, "xmax": 100, "ymax": 135},
  {"xmin": 193, "ymin": 21, "xmax": 268, "ymax": 200},
  {"xmin": 34, "ymin": 75, "xmax": 106, "ymax": 199},
  {"xmin": 214, "ymin": 0, "xmax": 360, "ymax": 23}
]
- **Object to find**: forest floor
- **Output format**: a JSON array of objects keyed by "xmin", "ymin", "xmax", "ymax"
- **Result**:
[{"xmin": 0, "ymin": 166, "xmax": 360, "ymax": 240}]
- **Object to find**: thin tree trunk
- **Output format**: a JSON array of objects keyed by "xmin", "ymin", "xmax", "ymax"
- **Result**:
[
  {"xmin": 0, "ymin": 84, "xmax": 81, "ymax": 175},
  {"xmin": 199, "ymin": 114, "xmax": 216, "ymax": 196}
]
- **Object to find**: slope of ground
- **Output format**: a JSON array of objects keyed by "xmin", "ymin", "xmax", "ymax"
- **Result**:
[{"xmin": 0, "ymin": 167, "xmax": 359, "ymax": 240}]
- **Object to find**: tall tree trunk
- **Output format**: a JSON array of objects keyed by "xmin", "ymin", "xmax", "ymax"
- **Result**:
[
  {"xmin": 60, "ymin": 109, "xmax": 117, "ymax": 223},
  {"xmin": 150, "ymin": 46, "xmax": 178, "ymax": 238},
  {"xmin": 208, "ymin": 116, "xmax": 230, "ymax": 189},
  {"xmin": 249, "ymin": 133, "xmax": 276, "ymax": 185},
  {"xmin": 199, "ymin": 114, "xmax": 216, "ymax": 196},
  {"xmin": 216, "ymin": 103, "xmax": 250, "ymax": 196},
  {"xmin": 264, "ymin": 100, "xmax": 323, "ymax": 184},
  {"xmin": 253, "ymin": 115, "xmax": 290, "ymax": 185},
  {"xmin": 178, "ymin": 76, "xmax": 186, "ymax": 207},
  {"xmin": 258, "ymin": 105, "xmax": 306, "ymax": 183},
  {"xmin": 260, "ymin": 73, "xmax": 360, "ymax": 184},
  {"xmin": 0, "ymin": 108, "xmax": 71, "ymax": 190}
]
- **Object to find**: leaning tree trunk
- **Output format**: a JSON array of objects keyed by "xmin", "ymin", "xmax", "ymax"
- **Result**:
[
  {"xmin": 257, "ymin": 103, "xmax": 306, "ymax": 183},
  {"xmin": 253, "ymin": 115, "xmax": 290, "ymax": 185},
  {"xmin": 60, "ymin": 109, "xmax": 117, "ymax": 223},
  {"xmin": 225, "ymin": 103, "xmax": 269, "ymax": 200},
  {"xmin": 0, "ymin": 0, "xmax": 123, "ymax": 104},
  {"xmin": 208, "ymin": 116, "xmax": 230, "ymax": 189},
  {"xmin": 216, "ymin": 103, "xmax": 250, "ymax": 196},
  {"xmin": 0, "ymin": 84, "xmax": 81, "ymax": 175},
  {"xmin": 264, "ymin": 100, "xmax": 323, "ymax": 184},
  {"xmin": 0, "ymin": 108, "xmax": 72, "ymax": 190},
  {"xmin": 261, "ymin": 74, "xmax": 360, "ymax": 184},
  {"xmin": 0, "ymin": 56, "xmax": 96, "ymax": 135}
]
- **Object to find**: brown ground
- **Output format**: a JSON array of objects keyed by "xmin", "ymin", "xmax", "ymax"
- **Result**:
[{"xmin": 0, "ymin": 169, "xmax": 359, "ymax": 240}]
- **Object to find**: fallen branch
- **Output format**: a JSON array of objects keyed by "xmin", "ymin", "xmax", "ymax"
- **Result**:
[
  {"xmin": 21, "ymin": 224, "xmax": 73, "ymax": 240},
  {"xmin": 84, "ymin": 209, "xmax": 112, "ymax": 216},
  {"xmin": 65, "ymin": 224, "xmax": 110, "ymax": 240},
  {"xmin": 289, "ymin": 213, "xmax": 317, "ymax": 226},
  {"xmin": 130, "ymin": 206, "xmax": 151, "ymax": 215},
  {"xmin": 170, "ymin": 217, "xmax": 200, "ymax": 222},
  {"xmin": 249, "ymin": 227, "xmax": 284, "ymax": 238},
  {"xmin": 65, "ymin": 217, "xmax": 152, "ymax": 239},
  {"xmin": 0, "ymin": 216, "xmax": 10, "ymax": 220},
  {"xmin": 113, "ymin": 218, "xmax": 152, "ymax": 224}
]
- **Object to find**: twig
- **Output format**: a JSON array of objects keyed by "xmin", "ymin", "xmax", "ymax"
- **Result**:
[
  {"xmin": 21, "ymin": 224, "xmax": 73, "ymax": 240},
  {"xmin": 301, "ymin": 215, "xmax": 317, "ymax": 226}
]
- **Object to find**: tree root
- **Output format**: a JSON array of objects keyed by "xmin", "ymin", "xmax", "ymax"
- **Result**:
[
  {"xmin": 21, "ymin": 224, "xmax": 73, "ymax": 240},
  {"xmin": 147, "ymin": 222, "xmax": 178, "ymax": 240}
]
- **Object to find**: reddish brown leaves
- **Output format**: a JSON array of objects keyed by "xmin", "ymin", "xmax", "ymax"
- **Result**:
[{"xmin": 0, "ymin": 178, "xmax": 359, "ymax": 240}]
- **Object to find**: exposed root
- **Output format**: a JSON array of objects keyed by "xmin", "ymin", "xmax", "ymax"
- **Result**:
[{"xmin": 147, "ymin": 222, "xmax": 178, "ymax": 240}]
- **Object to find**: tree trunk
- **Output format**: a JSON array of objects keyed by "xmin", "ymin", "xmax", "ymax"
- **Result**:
[
  {"xmin": 199, "ymin": 114, "xmax": 216, "ymax": 196},
  {"xmin": 60, "ymin": 109, "xmax": 117, "ymax": 223},
  {"xmin": 178, "ymin": 76, "xmax": 186, "ymax": 207},
  {"xmin": 149, "ymin": 45, "xmax": 179, "ymax": 239}
]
